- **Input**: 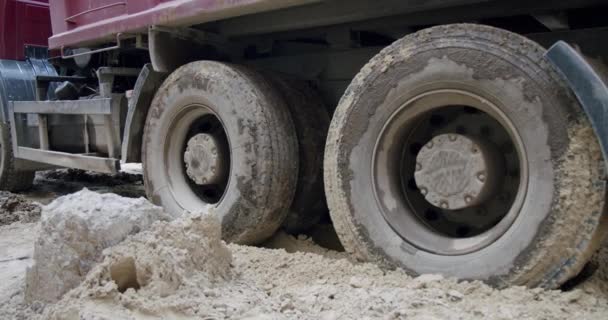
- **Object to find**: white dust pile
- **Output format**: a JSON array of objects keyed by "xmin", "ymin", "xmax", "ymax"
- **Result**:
[
  {"xmin": 44, "ymin": 213, "xmax": 235, "ymax": 319},
  {"xmin": 25, "ymin": 189, "xmax": 175, "ymax": 304},
  {"xmin": 0, "ymin": 189, "xmax": 606, "ymax": 319},
  {"xmin": 46, "ymin": 224, "xmax": 608, "ymax": 319}
]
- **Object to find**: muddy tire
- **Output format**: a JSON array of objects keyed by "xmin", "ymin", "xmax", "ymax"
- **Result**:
[
  {"xmin": 143, "ymin": 61, "xmax": 298, "ymax": 244},
  {"xmin": 266, "ymin": 75, "xmax": 330, "ymax": 233},
  {"xmin": 0, "ymin": 123, "xmax": 34, "ymax": 191},
  {"xmin": 324, "ymin": 24, "xmax": 607, "ymax": 288}
]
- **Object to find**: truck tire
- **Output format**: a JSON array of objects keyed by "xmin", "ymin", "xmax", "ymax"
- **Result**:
[
  {"xmin": 143, "ymin": 61, "xmax": 298, "ymax": 244},
  {"xmin": 324, "ymin": 24, "xmax": 607, "ymax": 288},
  {"xmin": 267, "ymin": 75, "xmax": 330, "ymax": 233},
  {"xmin": 0, "ymin": 124, "xmax": 34, "ymax": 191}
]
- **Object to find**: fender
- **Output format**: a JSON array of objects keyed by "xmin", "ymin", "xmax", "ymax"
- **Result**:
[
  {"xmin": 121, "ymin": 64, "xmax": 167, "ymax": 163},
  {"xmin": 546, "ymin": 41, "xmax": 608, "ymax": 172}
]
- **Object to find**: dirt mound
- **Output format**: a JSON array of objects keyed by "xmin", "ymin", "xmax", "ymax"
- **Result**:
[
  {"xmin": 0, "ymin": 192, "xmax": 41, "ymax": 226},
  {"xmin": 25, "ymin": 189, "xmax": 175, "ymax": 304},
  {"xmin": 0, "ymin": 190, "xmax": 605, "ymax": 319},
  {"xmin": 45, "ymin": 213, "xmax": 232, "ymax": 319},
  {"xmin": 43, "ymin": 220, "xmax": 608, "ymax": 319}
]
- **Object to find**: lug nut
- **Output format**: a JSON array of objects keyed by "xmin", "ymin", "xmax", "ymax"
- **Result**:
[
  {"xmin": 420, "ymin": 187, "xmax": 428, "ymax": 196},
  {"xmin": 440, "ymin": 201, "xmax": 449, "ymax": 209},
  {"xmin": 448, "ymin": 134, "xmax": 457, "ymax": 141},
  {"xmin": 415, "ymin": 163, "xmax": 422, "ymax": 171},
  {"xmin": 464, "ymin": 195, "xmax": 472, "ymax": 203},
  {"xmin": 477, "ymin": 173, "xmax": 486, "ymax": 182}
]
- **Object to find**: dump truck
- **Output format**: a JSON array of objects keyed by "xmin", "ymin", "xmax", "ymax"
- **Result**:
[{"xmin": 1, "ymin": 0, "xmax": 608, "ymax": 289}]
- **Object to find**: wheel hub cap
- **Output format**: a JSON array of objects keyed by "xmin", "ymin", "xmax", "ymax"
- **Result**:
[
  {"xmin": 414, "ymin": 134, "xmax": 502, "ymax": 210},
  {"xmin": 184, "ymin": 133, "xmax": 225, "ymax": 185}
]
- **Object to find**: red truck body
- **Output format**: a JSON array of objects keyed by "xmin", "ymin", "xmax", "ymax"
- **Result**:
[
  {"xmin": 47, "ymin": 0, "xmax": 318, "ymax": 50},
  {"xmin": 0, "ymin": 0, "xmax": 51, "ymax": 60}
]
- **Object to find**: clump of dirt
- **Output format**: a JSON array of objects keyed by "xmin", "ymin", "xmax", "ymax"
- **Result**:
[
  {"xmin": 0, "ymin": 191, "xmax": 41, "ymax": 226},
  {"xmin": 25, "ymin": 189, "xmax": 175, "ymax": 304},
  {"xmin": 44, "ymin": 213, "xmax": 233, "ymax": 319}
]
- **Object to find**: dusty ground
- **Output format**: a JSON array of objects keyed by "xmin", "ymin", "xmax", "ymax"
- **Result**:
[{"xmin": 0, "ymin": 166, "xmax": 607, "ymax": 319}]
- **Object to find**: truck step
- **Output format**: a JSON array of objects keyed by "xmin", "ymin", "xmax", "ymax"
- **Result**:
[{"xmin": 16, "ymin": 147, "xmax": 119, "ymax": 174}]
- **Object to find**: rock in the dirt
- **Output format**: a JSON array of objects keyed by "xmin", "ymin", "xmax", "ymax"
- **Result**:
[
  {"xmin": 413, "ymin": 274, "xmax": 444, "ymax": 288},
  {"xmin": 24, "ymin": 189, "xmax": 176, "ymax": 304},
  {"xmin": 447, "ymin": 289, "xmax": 464, "ymax": 301},
  {"xmin": 0, "ymin": 191, "xmax": 41, "ymax": 226}
]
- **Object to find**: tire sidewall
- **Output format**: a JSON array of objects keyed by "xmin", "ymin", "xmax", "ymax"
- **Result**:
[
  {"xmin": 143, "ymin": 61, "xmax": 296, "ymax": 243},
  {"xmin": 327, "ymin": 25, "xmax": 590, "ymax": 283},
  {"xmin": 267, "ymin": 75, "xmax": 330, "ymax": 232}
]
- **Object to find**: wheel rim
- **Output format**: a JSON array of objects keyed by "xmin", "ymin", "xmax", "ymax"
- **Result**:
[
  {"xmin": 372, "ymin": 89, "xmax": 528, "ymax": 255},
  {"xmin": 163, "ymin": 104, "xmax": 231, "ymax": 211}
]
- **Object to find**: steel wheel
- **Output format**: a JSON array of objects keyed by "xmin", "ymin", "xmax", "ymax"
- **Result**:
[
  {"xmin": 372, "ymin": 89, "xmax": 525, "ymax": 255},
  {"xmin": 164, "ymin": 106, "xmax": 230, "ymax": 208}
]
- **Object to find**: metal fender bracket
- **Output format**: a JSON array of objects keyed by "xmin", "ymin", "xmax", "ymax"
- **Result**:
[{"xmin": 545, "ymin": 41, "xmax": 608, "ymax": 172}]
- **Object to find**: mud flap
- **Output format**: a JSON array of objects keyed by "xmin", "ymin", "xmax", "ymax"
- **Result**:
[{"xmin": 546, "ymin": 41, "xmax": 608, "ymax": 172}]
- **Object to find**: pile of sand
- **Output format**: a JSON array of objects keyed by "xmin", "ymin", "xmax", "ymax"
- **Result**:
[
  {"xmin": 0, "ymin": 190, "xmax": 606, "ymax": 319},
  {"xmin": 45, "ymin": 220, "xmax": 608, "ymax": 319}
]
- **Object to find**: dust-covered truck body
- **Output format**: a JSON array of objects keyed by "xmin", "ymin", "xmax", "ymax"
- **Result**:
[{"xmin": 2, "ymin": 0, "xmax": 608, "ymax": 288}]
